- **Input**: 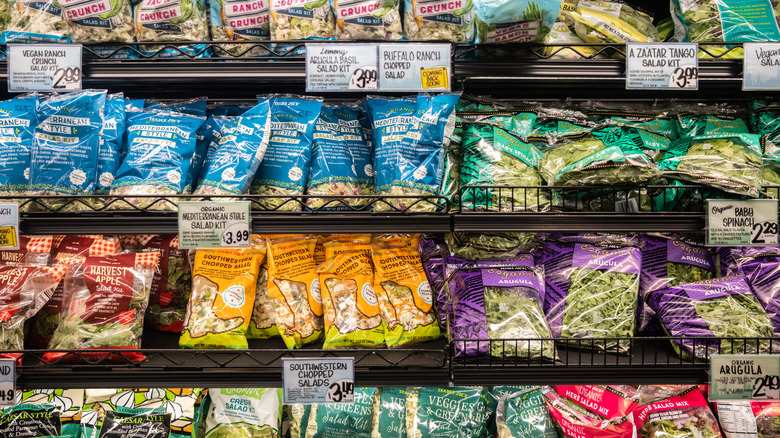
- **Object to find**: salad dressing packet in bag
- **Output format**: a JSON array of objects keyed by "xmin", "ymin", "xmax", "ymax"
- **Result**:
[
  {"xmin": 30, "ymin": 90, "xmax": 107, "ymax": 212},
  {"xmin": 204, "ymin": 388, "xmax": 282, "ymax": 438},
  {"xmin": 370, "ymin": 387, "xmax": 407, "ymax": 438},
  {"xmin": 405, "ymin": 386, "xmax": 489, "ymax": 438},
  {"xmin": 332, "ymin": 0, "xmax": 402, "ymax": 40},
  {"xmin": 269, "ymin": 0, "xmax": 336, "ymax": 39},
  {"xmin": 305, "ymin": 387, "xmax": 378, "ymax": 438},
  {"xmin": 474, "ymin": 0, "xmax": 560, "ymax": 44},
  {"xmin": 266, "ymin": 235, "xmax": 324, "ymax": 349},
  {"xmin": 318, "ymin": 252, "xmax": 384, "ymax": 349},
  {"xmin": 371, "ymin": 235, "xmax": 440, "ymax": 347},
  {"xmin": 648, "ymin": 275, "xmax": 778, "ymax": 360},
  {"xmin": 111, "ymin": 109, "xmax": 206, "ymax": 211},
  {"xmin": 0, "ymin": 235, "xmax": 52, "ymax": 267},
  {"xmin": 250, "ymin": 96, "xmax": 323, "ymax": 211},
  {"xmin": 180, "ymin": 240, "xmax": 265, "ymax": 349},
  {"xmin": 0, "ymin": 265, "xmax": 66, "ymax": 359},
  {"xmin": 0, "ymin": 95, "xmax": 37, "ymax": 197},
  {"xmin": 403, "ymin": 0, "xmax": 474, "ymax": 42},
  {"xmin": 45, "ymin": 251, "xmax": 160, "ymax": 362}
]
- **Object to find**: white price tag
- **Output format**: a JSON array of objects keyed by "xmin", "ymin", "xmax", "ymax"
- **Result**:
[
  {"xmin": 626, "ymin": 43, "xmax": 698, "ymax": 90},
  {"xmin": 379, "ymin": 43, "xmax": 451, "ymax": 92},
  {"xmin": 177, "ymin": 201, "xmax": 251, "ymax": 249},
  {"xmin": 0, "ymin": 360, "xmax": 15, "ymax": 407},
  {"xmin": 707, "ymin": 199, "xmax": 779, "ymax": 246},
  {"xmin": 0, "ymin": 203, "xmax": 19, "ymax": 250},
  {"xmin": 744, "ymin": 43, "xmax": 780, "ymax": 91},
  {"xmin": 711, "ymin": 355, "xmax": 780, "ymax": 400},
  {"xmin": 306, "ymin": 44, "xmax": 379, "ymax": 92},
  {"xmin": 8, "ymin": 44, "xmax": 82, "ymax": 93},
  {"xmin": 282, "ymin": 358, "xmax": 354, "ymax": 404}
]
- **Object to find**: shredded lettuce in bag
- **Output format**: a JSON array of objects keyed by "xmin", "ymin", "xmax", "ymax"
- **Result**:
[
  {"xmin": 0, "ymin": 95, "xmax": 37, "ymax": 197},
  {"xmin": 332, "ymin": 0, "xmax": 402, "ymax": 40},
  {"xmin": 211, "ymin": 0, "xmax": 271, "ymax": 58},
  {"xmin": 658, "ymin": 133, "xmax": 764, "ymax": 198},
  {"xmin": 30, "ymin": 90, "xmax": 107, "ymax": 212},
  {"xmin": 61, "ymin": 0, "xmax": 134, "ymax": 43},
  {"xmin": 250, "ymin": 95, "xmax": 323, "ymax": 211},
  {"xmin": 180, "ymin": 239, "xmax": 265, "ymax": 349},
  {"xmin": 204, "ymin": 388, "xmax": 282, "ymax": 438},
  {"xmin": 134, "ymin": 0, "xmax": 210, "ymax": 58},
  {"xmin": 648, "ymin": 275, "xmax": 778, "ymax": 360},
  {"xmin": 3, "ymin": 0, "xmax": 70, "ymax": 43},
  {"xmin": 110, "ymin": 109, "xmax": 206, "ymax": 211},
  {"xmin": 269, "ymin": 0, "xmax": 336, "ymax": 39},
  {"xmin": 474, "ymin": 0, "xmax": 560, "ymax": 43},
  {"xmin": 403, "ymin": 0, "xmax": 474, "ymax": 41},
  {"xmin": 671, "ymin": 0, "xmax": 780, "ymax": 43}
]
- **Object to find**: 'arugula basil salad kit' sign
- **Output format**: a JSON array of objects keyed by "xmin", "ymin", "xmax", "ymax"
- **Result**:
[
  {"xmin": 305, "ymin": 44, "xmax": 379, "ymax": 92},
  {"xmin": 8, "ymin": 44, "xmax": 82, "ymax": 92},
  {"xmin": 707, "ymin": 199, "xmax": 779, "ymax": 246},
  {"xmin": 626, "ymin": 43, "xmax": 698, "ymax": 90}
]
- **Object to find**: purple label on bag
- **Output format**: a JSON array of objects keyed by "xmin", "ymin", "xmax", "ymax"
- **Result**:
[
  {"xmin": 475, "ymin": 254, "xmax": 535, "ymax": 268},
  {"xmin": 667, "ymin": 240, "xmax": 712, "ymax": 270},
  {"xmin": 481, "ymin": 268, "xmax": 543, "ymax": 291},
  {"xmin": 571, "ymin": 243, "xmax": 642, "ymax": 275},
  {"xmin": 682, "ymin": 275, "xmax": 750, "ymax": 301}
]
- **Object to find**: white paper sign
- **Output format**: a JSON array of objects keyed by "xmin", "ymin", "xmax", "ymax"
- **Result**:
[
  {"xmin": 707, "ymin": 199, "xmax": 779, "ymax": 246},
  {"xmin": 178, "ymin": 201, "xmax": 251, "ymax": 249},
  {"xmin": 306, "ymin": 44, "xmax": 379, "ymax": 92},
  {"xmin": 744, "ymin": 43, "xmax": 780, "ymax": 91},
  {"xmin": 283, "ymin": 358, "xmax": 354, "ymax": 404},
  {"xmin": 8, "ymin": 44, "xmax": 82, "ymax": 92},
  {"xmin": 626, "ymin": 43, "xmax": 698, "ymax": 90}
]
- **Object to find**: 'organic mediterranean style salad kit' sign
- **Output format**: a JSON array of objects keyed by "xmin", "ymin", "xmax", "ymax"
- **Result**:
[{"xmin": 178, "ymin": 201, "xmax": 251, "ymax": 248}]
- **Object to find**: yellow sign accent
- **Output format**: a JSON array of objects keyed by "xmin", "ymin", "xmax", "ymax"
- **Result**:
[
  {"xmin": 420, "ymin": 66, "xmax": 448, "ymax": 90},
  {"xmin": 0, "ymin": 226, "xmax": 17, "ymax": 248}
]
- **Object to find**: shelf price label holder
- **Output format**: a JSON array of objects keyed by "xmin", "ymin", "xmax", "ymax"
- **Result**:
[
  {"xmin": 0, "ymin": 360, "xmax": 15, "ymax": 407},
  {"xmin": 744, "ymin": 43, "xmax": 780, "ymax": 91},
  {"xmin": 711, "ymin": 355, "xmax": 780, "ymax": 400},
  {"xmin": 177, "ymin": 201, "xmax": 251, "ymax": 249},
  {"xmin": 626, "ymin": 43, "xmax": 698, "ymax": 90},
  {"xmin": 304, "ymin": 43, "xmax": 451, "ymax": 93},
  {"xmin": 282, "ymin": 358, "xmax": 355, "ymax": 404},
  {"xmin": 0, "ymin": 203, "xmax": 19, "ymax": 250},
  {"xmin": 7, "ymin": 44, "xmax": 82, "ymax": 93},
  {"xmin": 707, "ymin": 199, "xmax": 779, "ymax": 246}
]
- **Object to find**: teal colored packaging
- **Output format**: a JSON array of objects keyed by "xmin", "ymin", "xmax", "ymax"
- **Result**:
[
  {"xmin": 485, "ymin": 386, "xmax": 535, "ymax": 435},
  {"xmin": 194, "ymin": 101, "xmax": 272, "ymax": 196},
  {"xmin": 406, "ymin": 387, "xmax": 489, "ymax": 438},
  {"xmin": 16, "ymin": 388, "xmax": 85, "ymax": 436},
  {"xmin": 364, "ymin": 96, "xmax": 416, "ymax": 196},
  {"xmin": 306, "ymin": 104, "xmax": 372, "ymax": 209},
  {"xmin": 305, "ymin": 387, "xmax": 377, "ymax": 438},
  {"xmin": 208, "ymin": 104, "xmax": 253, "ymax": 117},
  {"xmin": 0, "ymin": 95, "xmax": 37, "ymax": 195},
  {"xmin": 474, "ymin": 0, "xmax": 561, "ymax": 43},
  {"xmin": 96, "ymin": 93, "xmax": 127, "ymax": 194},
  {"xmin": 289, "ymin": 404, "xmax": 311, "ymax": 438},
  {"xmin": 0, "ymin": 403, "xmax": 79, "ymax": 437},
  {"xmin": 371, "ymin": 387, "xmax": 407, "ymax": 438},
  {"xmin": 111, "ymin": 109, "xmax": 206, "ymax": 200},
  {"xmin": 30, "ymin": 90, "xmax": 107, "ymax": 199},
  {"xmin": 671, "ymin": 0, "xmax": 780, "ymax": 42},
  {"xmin": 674, "ymin": 113, "xmax": 749, "ymax": 140},
  {"xmin": 80, "ymin": 407, "xmax": 171, "ymax": 438},
  {"xmin": 497, "ymin": 387, "xmax": 557, "ymax": 438},
  {"xmin": 250, "ymin": 95, "xmax": 323, "ymax": 211}
]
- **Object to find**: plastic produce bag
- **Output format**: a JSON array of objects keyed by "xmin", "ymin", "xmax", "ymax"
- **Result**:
[
  {"xmin": 496, "ymin": 386, "xmax": 557, "ymax": 438},
  {"xmin": 474, "ymin": 0, "xmax": 561, "ymax": 43},
  {"xmin": 2, "ymin": 0, "xmax": 69, "ymax": 43},
  {"xmin": 635, "ymin": 386, "xmax": 721, "ymax": 438},
  {"xmin": 269, "ymin": 0, "xmax": 336, "ymax": 40},
  {"xmin": 0, "ymin": 265, "xmax": 66, "ymax": 359},
  {"xmin": 371, "ymin": 387, "xmax": 407, "ymax": 438},
  {"xmin": 80, "ymin": 406, "xmax": 172, "ymax": 438},
  {"xmin": 289, "ymin": 404, "xmax": 311, "ymax": 438},
  {"xmin": 735, "ymin": 250, "xmax": 780, "ymax": 334},
  {"xmin": 0, "ymin": 235, "xmax": 52, "ymax": 267},
  {"xmin": 0, "ymin": 402, "xmax": 80, "ymax": 437},
  {"xmin": 405, "ymin": 386, "xmax": 489, "ymax": 438},
  {"xmin": 403, "ymin": 0, "xmax": 474, "ymax": 41},
  {"xmin": 30, "ymin": 90, "xmax": 107, "ymax": 212},
  {"xmin": 45, "ymin": 251, "xmax": 160, "ymax": 362},
  {"xmin": 446, "ymin": 232, "xmax": 539, "ymax": 260},
  {"xmin": 111, "ymin": 108, "xmax": 206, "ymax": 211},
  {"xmin": 266, "ymin": 235, "xmax": 324, "ymax": 349},
  {"xmin": 210, "ymin": 0, "xmax": 271, "ymax": 58},
  {"xmin": 180, "ymin": 239, "xmax": 265, "ymax": 349},
  {"xmin": 671, "ymin": 0, "xmax": 780, "ymax": 43},
  {"xmin": 96, "ymin": 94, "xmax": 127, "ymax": 197},
  {"xmin": 658, "ymin": 133, "xmax": 764, "ymax": 198},
  {"xmin": 543, "ymin": 21, "xmax": 604, "ymax": 59},
  {"xmin": 61, "ymin": 0, "xmax": 134, "ymax": 43},
  {"xmin": 14, "ymin": 388, "xmax": 85, "ymax": 435},
  {"xmin": 674, "ymin": 108, "xmax": 749, "ymax": 141},
  {"xmin": 566, "ymin": 1, "xmax": 660, "ymax": 44},
  {"xmin": 716, "ymin": 401, "xmax": 780, "ymax": 438},
  {"xmin": 543, "ymin": 387, "xmax": 636, "ymax": 438},
  {"xmin": 366, "ymin": 94, "xmax": 459, "ymax": 212},
  {"xmin": 461, "ymin": 123, "xmax": 549, "ymax": 212},
  {"xmin": 542, "ymin": 237, "xmax": 642, "ymax": 353},
  {"xmin": 647, "ymin": 275, "xmax": 778, "ymax": 360},
  {"xmin": 305, "ymin": 387, "xmax": 378, "ymax": 437},
  {"xmin": 306, "ymin": 104, "xmax": 373, "ymax": 210},
  {"xmin": 448, "ymin": 259, "xmax": 556, "ymax": 361},
  {"xmin": 144, "ymin": 235, "xmax": 192, "ymax": 333},
  {"xmin": 133, "ymin": 0, "xmax": 210, "ymax": 58},
  {"xmin": 318, "ymin": 252, "xmax": 383, "ymax": 348},
  {"xmin": 372, "ymin": 235, "xmax": 441, "ymax": 347},
  {"xmin": 639, "ymin": 234, "xmax": 716, "ymax": 333},
  {"xmin": 0, "ymin": 95, "xmax": 37, "ymax": 197},
  {"xmin": 250, "ymin": 95, "xmax": 323, "ymax": 211},
  {"xmin": 193, "ymin": 101, "xmax": 272, "ymax": 197},
  {"xmin": 419, "ymin": 235, "xmax": 449, "ymax": 330},
  {"xmin": 332, "ymin": 0, "xmax": 402, "ymax": 39},
  {"xmin": 204, "ymin": 388, "xmax": 282, "ymax": 438},
  {"xmin": 248, "ymin": 262, "xmax": 280, "ymax": 339}
]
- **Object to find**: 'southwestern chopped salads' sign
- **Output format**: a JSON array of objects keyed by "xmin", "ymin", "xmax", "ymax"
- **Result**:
[{"xmin": 282, "ymin": 358, "xmax": 355, "ymax": 404}]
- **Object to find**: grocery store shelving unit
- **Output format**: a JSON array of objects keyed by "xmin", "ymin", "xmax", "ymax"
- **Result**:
[{"xmin": 4, "ymin": 35, "xmax": 779, "ymax": 388}]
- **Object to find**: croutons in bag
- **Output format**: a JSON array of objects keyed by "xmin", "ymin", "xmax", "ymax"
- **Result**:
[
  {"xmin": 266, "ymin": 235, "xmax": 324, "ymax": 349},
  {"xmin": 371, "ymin": 235, "xmax": 441, "ymax": 347},
  {"xmin": 180, "ymin": 239, "xmax": 265, "ymax": 349},
  {"xmin": 45, "ymin": 251, "xmax": 160, "ymax": 362},
  {"xmin": 318, "ymin": 251, "xmax": 383, "ymax": 349}
]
